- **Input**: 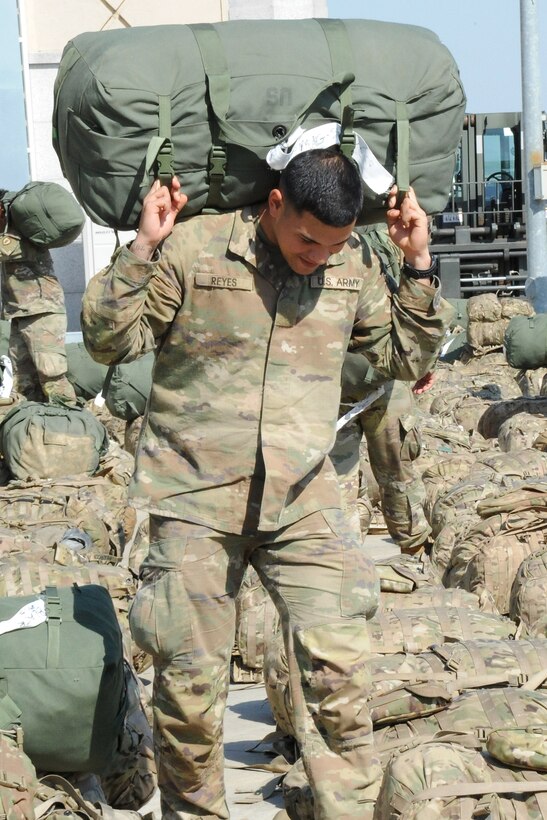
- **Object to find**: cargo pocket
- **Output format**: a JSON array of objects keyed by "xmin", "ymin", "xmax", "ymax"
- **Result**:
[
  {"xmin": 321, "ymin": 509, "xmax": 379, "ymax": 620},
  {"xmin": 399, "ymin": 417, "xmax": 422, "ymax": 463},
  {"xmin": 129, "ymin": 537, "xmax": 192, "ymax": 663}
]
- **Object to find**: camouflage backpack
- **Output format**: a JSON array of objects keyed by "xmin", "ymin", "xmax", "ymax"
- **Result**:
[
  {"xmin": 452, "ymin": 508, "xmax": 547, "ymax": 613},
  {"xmin": 430, "ymin": 475, "xmax": 513, "ymax": 539},
  {"xmin": 421, "ymin": 453, "xmax": 477, "ymax": 522},
  {"xmin": 478, "ymin": 396, "xmax": 547, "ymax": 440},
  {"xmin": 379, "ymin": 585, "xmax": 494, "ymax": 613},
  {"xmin": 0, "ymin": 478, "xmax": 136, "ymax": 560},
  {"xmin": 367, "ymin": 607, "xmax": 519, "ymax": 655},
  {"xmin": 0, "ymin": 727, "xmax": 37, "ymax": 820},
  {"xmin": 366, "ymin": 638, "xmax": 547, "ymax": 726},
  {"xmin": 431, "ymin": 516, "xmax": 483, "ymax": 582},
  {"xmin": 510, "ymin": 545, "xmax": 547, "ymax": 635},
  {"xmin": 376, "ymin": 737, "xmax": 547, "ymax": 819},
  {"xmin": 374, "ymin": 687, "xmax": 547, "ymax": 767},
  {"xmin": 0, "ymin": 403, "xmax": 109, "ymax": 481},
  {"xmin": 498, "ymin": 412, "xmax": 547, "ymax": 453},
  {"xmin": 428, "ymin": 388, "xmax": 493, "ymax": 434},
  {"xmin": 466, "ymin": 293, "xmax": 534, "ymax": 352},
  {"xmin": 374, "ymin": 553, "xmax": 441, "ymax": 595}
]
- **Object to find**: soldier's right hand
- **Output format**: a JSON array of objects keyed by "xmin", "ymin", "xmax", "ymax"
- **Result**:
[{"xmin": 130, "ymin": 176, "xmax": 188, "ymax": 260}]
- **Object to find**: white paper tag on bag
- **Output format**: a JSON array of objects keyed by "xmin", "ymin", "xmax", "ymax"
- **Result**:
[
  {"xmin": 0, "ymin": 599, "xmax": 47, "ymax": 635},
  {"xmin": 267, "ymin": 123, "xmax": 394, "ymax": 195}
]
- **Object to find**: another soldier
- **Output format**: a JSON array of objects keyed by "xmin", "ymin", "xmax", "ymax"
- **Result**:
[
  {"xmin": 333, "ymin": 227, "xmax": 436, "ymax": 554},
  {"xmin": 81, "ymin": 148, "xmax": 453, "ymax": 820},
  {"xmin": 0, "ymin": 189, "xmax": 76, "ymax": 404},
  {"xmin": 334, "ymin": 363, "xmax": 431, "ymax": 553}
]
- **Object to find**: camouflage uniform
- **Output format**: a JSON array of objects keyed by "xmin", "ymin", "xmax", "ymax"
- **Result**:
[
  {"xmin": 0, "ymin": 233, "xmax": 76, "ymax": 403},
  {"xmin": 333, "ymin": 354, "xmax": 431, "ymax": 553},
  {"xmin": 81, "ymin": 206, "xmax": 453, "ymax": 819},
  {"xmin": 332, "ymin": 226, "xmax": 431, "ymax": 553}
]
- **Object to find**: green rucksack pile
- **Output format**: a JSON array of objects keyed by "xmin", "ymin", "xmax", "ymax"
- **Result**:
[
  {"xmin": 1, "ymin": 182, "xmax": 84, "ymax": 249},
  {"xmin": 52, "ymin": 18, "xmax": 465, "ymax": 229}
]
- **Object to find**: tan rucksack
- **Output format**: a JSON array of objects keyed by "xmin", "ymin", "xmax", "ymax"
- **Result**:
[
  {"xmin": 510, "ymin": 545, "xmax": 547, "ymax": 635},
  {"xmin": 0, "ymin": 727, "xmax": 37, "ymax": 820},
  {"xmin": 375, "ymin": 737, "xmax": 547, "ymax": 819},
  {"xmin": 367, "ymin": 607, "xmax": 520, "ymax": 655},
  {"xmin": 367, "ymin": 638, "xmax": 547, "ymax": 726},
  {"xmin": 443, "ymin": 506, "xmax": 546, "ymax": 606}
]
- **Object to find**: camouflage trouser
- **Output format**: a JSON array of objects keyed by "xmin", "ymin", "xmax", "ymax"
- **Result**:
[
  {"xmin": 332, "ymin": 380, "xmax": 431, "ymax": 553},
  {"xmin": 8, "ymin": 312, "xmax": 77, "ymax": 403},
  {"xmin": 129, "ymin": 511, "xmax": 382, "ymax": 820}
]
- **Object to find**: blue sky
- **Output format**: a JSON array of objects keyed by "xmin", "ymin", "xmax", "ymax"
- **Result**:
[{"xmin": 327, "ymin": 0, "xmax": 547, "ymax": 114}]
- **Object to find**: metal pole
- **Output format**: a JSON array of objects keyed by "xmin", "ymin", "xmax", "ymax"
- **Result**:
[{"xmin": 521, "ymin": 0, "xmax": 547, "ymax": 311}]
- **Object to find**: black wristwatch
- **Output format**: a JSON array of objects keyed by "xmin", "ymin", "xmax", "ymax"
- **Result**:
[{"xmin": 402, "ymin": 255, "xmax": 439, "ymax": 281}]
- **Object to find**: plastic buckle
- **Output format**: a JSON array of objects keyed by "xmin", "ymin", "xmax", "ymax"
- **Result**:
[
  {"xmin": 209, "ymin": 145, "xmax": 227, "ymax": 180},
  {"xmin": 475, "ymin": 727, "xmax": 489, "ymax": 742},
  {"xmin": 156, "ymin": 140, "xmax": 174, "ymax": 186},
  {"xmin": 45, "ymin": 593, "xmax": 62, "ymax": 623}
]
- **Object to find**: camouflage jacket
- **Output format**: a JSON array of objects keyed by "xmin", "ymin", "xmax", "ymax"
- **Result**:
[
  {"xmin": 0, "ymin": 233, "xmax": 65, "ymax": 318},
  {"xmin": 81, "ymin": 206, "xmax": 453, "ymax": 532}
]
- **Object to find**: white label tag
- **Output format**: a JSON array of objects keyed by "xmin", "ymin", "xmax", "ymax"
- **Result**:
[
  {"xmin": 267, "ymin": 123, "xmax": 394, "ymax": 195},
  {"xmin": 0, "ymin": 599, "xmax": 47, "ymax": 635}
]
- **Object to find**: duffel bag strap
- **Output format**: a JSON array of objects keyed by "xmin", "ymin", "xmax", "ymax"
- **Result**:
[
  {"xmin": 44, "ymin": 586, "xmax": 62, "ymax": 669},
  {"xmin": 395, "ymin": 100, "xmax": 410, "ymax": 200},
  {"xmin": 144, "ymin": 94, "xmax": 174, "ymax": 188},
  {"xmin": 314, "ymin": 18, "xmax": 354, "ymax": 156}
]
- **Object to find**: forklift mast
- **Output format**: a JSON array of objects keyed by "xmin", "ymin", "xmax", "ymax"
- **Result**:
[{"xmin": 430, "ymin": 111, "xmax": 547, "ymax": 298}]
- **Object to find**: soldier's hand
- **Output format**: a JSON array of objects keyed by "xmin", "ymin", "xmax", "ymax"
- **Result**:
[
  {"xmin": 386, "ymin": 186, "xmax": 431, "ymax": 271},
  {"xmin": 131, "ymin": 177, "xmax": 188, "ymax": 260},
  {"xmin": 412, "ymin": 371, "xmax": 436, "ymax": 394}
]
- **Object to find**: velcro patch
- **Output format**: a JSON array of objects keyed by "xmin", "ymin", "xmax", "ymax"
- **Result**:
[
  {"xmin": 194, "ymin": 273, "xmax": 254, "ymax": 291},
  {"xmin": 310, "ymin": 274, "xmax": 362, "ymax": 290}
]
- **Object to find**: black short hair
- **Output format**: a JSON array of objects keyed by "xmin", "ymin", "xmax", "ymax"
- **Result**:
[
  {"xmin": 279, "ymin": 148, "xmax": 364, "ymax": 227},
  {"xmin": 0, "ymin": 190, "xmax": 7, "ymax": 201}
]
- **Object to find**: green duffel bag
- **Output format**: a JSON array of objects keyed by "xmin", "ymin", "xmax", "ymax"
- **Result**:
[
  {"xmin": 104, "ymin": 354, "xmax": 154, "ymax": 422},
  {"xmin": 65, "ymin": 343, "xmax": 152, "ymax": 420},
  {"xmin": 1, "ymin": 182, "xmax": 85, "ymax": 249},
  {"xmin": 505, "ymin": 313, "xmax": 547, "ymax": 369},
  {"xmin": 52, "ymin": 18, "xmax": 465, "ymax": 230},
  {"xmin": 66, "ymin": 343, "xmax": 108, "ymax": 401},
  {"xmin": 0, "ymin": 402, "xmax": 109, "ymax": 480},
  {"xmin": 0, "ymin": 584, "xmax": 126, "ymax": 774}
]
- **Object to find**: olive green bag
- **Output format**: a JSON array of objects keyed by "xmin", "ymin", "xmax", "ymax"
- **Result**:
[
  {"xmin": 0, "ymin": 585, "xmax": 126, "ymax": 774},
  {"xmin": 1, "ymin": 182, "xmax": 84, "ymax": 249},
  {"xmin": 52, "ymin": 18, "xmax": 465, "ymax": 230},
  {"xmin": 505, "ymin": 314, "xmax": 547, "ymax": 369},
  {"xmin": 0, "ymin": 402, "xmax": 109, "ymax": 480}
]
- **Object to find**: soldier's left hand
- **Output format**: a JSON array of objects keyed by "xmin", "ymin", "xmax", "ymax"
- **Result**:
[{"xmin": 386, "ymin": 186, "xmax": 431, "ymax": 269}]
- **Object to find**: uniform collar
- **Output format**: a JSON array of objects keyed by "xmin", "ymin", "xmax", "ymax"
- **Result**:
[{"xmin": 227, "ymin": 205, "xmax": 361, "ymax": 271}]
